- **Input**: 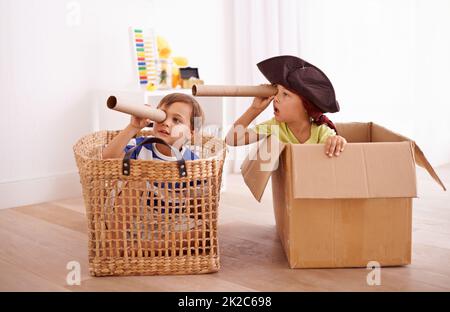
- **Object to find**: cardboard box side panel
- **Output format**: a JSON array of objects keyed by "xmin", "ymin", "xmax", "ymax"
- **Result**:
[
  {"xmin": 335, "ymin": 122, "xmax": 372, "ymax": 143},
  {"xmin": 333, "ymin": 198, "xmax": 412, "ymax": 267},
  {"xmin": 288, "ymin": 198, "xmax": 412, "ymax": 268},
  {"xmin": 290, "ymin": 143, "xmax": 417, "ymax": 199},
  {"xmin": 291, "ymin": 144, "xmax": 369, "ymax": 198},
  {"xmin": 405, "ymin": 198, "xmax": 412, "ymax": 264},
  {"xmin": 362, "ymin": 142, "xmax": 417, "ymax": 198},
  {"xmin": 371, "ymin": 123, "xmax": 410, "ymax": 143},
  {"xmin": 289, "ymin": 199, "xmax": 336, "ymax": 268},
  {"xmin": 271, "ymin": 147, "xmax": 291, "ymax": 264},
  {"xmin": 372, "ymin": 123, "xmax": 446, "ymax": 191}
]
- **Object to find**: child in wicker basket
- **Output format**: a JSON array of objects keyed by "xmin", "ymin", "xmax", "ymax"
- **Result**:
[
  {"xmin": 102, "ymin": 93, "xmax": 208, "ymax": 257},
  {"xmin": 102, "ymin": 93, "xmax": 203, "ymax": 161}
]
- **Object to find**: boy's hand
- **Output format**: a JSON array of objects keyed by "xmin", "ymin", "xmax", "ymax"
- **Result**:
[
  {"xmin": 325, "ymin": 135, "xmax": 347, "ymax": 157},
  {"xmin": 129, "ymin": 104, "xmax": 152, "ymax": 130},
  {"xmin": 250, "ymin": 95, "xmax": 275, "ymax": 112}
]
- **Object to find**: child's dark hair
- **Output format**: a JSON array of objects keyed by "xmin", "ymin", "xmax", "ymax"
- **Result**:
[{"xmin": 157, "ymin": 93, "xmax": 204, "ymax": 131}]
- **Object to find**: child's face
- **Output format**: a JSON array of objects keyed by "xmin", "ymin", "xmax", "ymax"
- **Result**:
[
  {"xmin": 153, "ymin": 101, "xmax": 193, "ymax": 148},
  {"xmin": 273, "ymin": 85, "xmax": 309, "ymax": 123}
]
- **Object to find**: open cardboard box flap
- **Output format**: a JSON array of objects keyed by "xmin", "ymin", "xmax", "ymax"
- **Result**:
[
  {"xmin": 241, "ymin": 122, "xmax": 446, "ymax": 202},
  {"xmin": 341, "ymin": 122, "xmax": 447, "ymax": 192},
  {"xmin": 240, "ymin": 135, "xmax": 286, "ymax": 202}
]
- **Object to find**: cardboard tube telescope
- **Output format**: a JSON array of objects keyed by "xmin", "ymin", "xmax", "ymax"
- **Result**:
[
  {"xmin": 106, "ymin": 96, "xmax": 166, "ymax": 122},
  {"xmin": 192, "ymin": 84, "xmax": 277, "ymax": 97}
]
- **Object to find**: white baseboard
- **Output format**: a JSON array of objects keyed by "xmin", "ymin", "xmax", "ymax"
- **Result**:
[{"xmin": 0, "ymin": 172, "xmax": 82, "ymax": 210}]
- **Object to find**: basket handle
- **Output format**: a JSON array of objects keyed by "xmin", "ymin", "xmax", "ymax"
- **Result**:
[{"xmin": 122, "ymin": 137, "xmax": 187, "ymax": 178}]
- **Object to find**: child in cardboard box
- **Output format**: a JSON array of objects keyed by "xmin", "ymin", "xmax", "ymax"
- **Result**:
[{"xmin": 225, "ymin": 55, "xmax": 347, "ymax": 157}]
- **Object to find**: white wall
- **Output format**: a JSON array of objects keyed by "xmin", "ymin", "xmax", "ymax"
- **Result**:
[
  {"xmin": 149, "ymin": 0, "xmax": 225, "ymax": 85},
  {"xmin": 296, "ymin": 0, "xmax": 450, "ymax": 166},
  {"xmin": 0, "ymin": 0, "xmax": 225, "ymax": 209},
  {"xmin": 1, "ymin": 0, "xmax": 448, "ymax": 209}
]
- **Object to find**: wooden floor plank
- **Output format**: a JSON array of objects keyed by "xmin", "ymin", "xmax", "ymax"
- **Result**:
[
  {"xmin": 0, "ymin": 258, "xmax": 69, "ymax": 292},
  {"xmin": 14, "ymin": 203, "xmax": 87, "ymax": 234},
  {"xmin": 0, "ymin": 164, "xmax": 449, "ymax": 291}
]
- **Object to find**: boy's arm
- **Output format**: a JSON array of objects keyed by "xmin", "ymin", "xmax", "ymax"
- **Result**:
[
  {"xmin": 225, "ymin": 107, "xmax": 264, "ymax": 146},
  {"xmin": 225, "ymin": 96, "xmax": 274, "ymax": 146},
  {"xmin": 102, "ymin": 125, "xmax": 140, "ymax": 159},
  {"xmin": 102, "ymin": 105, "xmax": 153, "ymax": 159}
]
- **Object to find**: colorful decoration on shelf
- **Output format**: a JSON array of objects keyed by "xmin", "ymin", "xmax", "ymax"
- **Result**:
[
  {"xmin": 130, "ymin": 27, "xmax": 158, "ymax": 88},
  {"xmin": 130, "ymin": 30, "xmax": 199, "ymax": 90}
]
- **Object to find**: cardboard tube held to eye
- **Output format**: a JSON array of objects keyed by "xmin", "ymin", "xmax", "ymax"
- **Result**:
[
  {"xmin": 106, "ymin": 96, "xmax": 166, "ymax": 122},
  {"xmin": 192, "ymin": 84, "xmax": 277, "ymax": 97}
]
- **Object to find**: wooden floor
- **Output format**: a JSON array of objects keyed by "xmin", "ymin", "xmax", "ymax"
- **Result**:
[{"xmin": 1, "ymin": 164, "xmax": 450, "ymax": 291}]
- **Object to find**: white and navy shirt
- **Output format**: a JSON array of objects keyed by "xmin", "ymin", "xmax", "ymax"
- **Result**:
[
  {"xmin": 122, "ymin": 136, "xmax": 201, "ymax": 212},
  {"xmin": 124, "ymin": 136, "xmax": 199, "ymax": 161}
]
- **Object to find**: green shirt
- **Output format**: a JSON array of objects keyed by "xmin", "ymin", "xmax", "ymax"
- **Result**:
[{"xmin": 253, "ymin": 118, "xmax": 336, "ymax": 144}]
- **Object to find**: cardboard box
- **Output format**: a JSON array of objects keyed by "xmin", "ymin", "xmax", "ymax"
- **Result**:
[{"xmin": 241, "ymin": 122, "xmax": 446, "ymax": 268}]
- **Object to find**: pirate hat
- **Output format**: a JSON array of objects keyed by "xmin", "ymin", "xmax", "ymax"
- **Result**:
[{"xmin": 257, "ymin": 55, "xmax": 340, "ymax": 113}]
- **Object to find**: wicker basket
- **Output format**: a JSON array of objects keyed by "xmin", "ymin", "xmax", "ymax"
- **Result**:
[{"xmin": 73, "ymin": 130, "xmax": 226, "ymax": 276}]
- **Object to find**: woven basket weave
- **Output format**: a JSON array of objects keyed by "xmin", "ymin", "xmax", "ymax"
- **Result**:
[{"xmin": 73, "ymin": 130, "xmax": 226, "ymax": 276}]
